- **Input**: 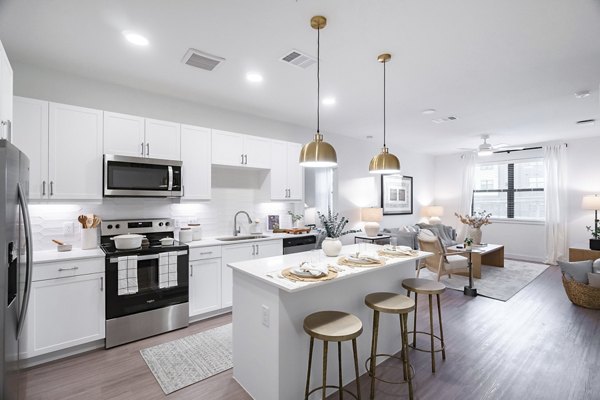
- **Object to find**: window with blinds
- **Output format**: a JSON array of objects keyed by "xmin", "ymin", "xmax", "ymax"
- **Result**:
[{"xmin": 472, "ymin": 158, "xmax": 545, "ymax": 220}]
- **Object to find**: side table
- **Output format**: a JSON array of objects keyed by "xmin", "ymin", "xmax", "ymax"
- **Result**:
[{"xmin": 354, "ymin": 234, "xmax": 391, "ymax": 244}]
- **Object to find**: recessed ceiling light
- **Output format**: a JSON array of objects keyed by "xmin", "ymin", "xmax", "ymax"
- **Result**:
[
  {"xmin": 246, "ymin": 73, "xmax": 263, "ymax": 83},
  {"xmin": 366, "ymin": 135, "xmax": 374, "ymax": 139},
  {"xmin": 422, "ymin": 108, "xmax": 436, "ymax": 114},
  {"xmin": 122, "ymin": 31, "xmax": 149, "ymax": 46},
  {"xmin": 322, "ymin": 97, "xmax": 336, "ymax": 106},
  {"xmin": 574, "ymin": 90, "xmax": 591, "ymax": 99}
]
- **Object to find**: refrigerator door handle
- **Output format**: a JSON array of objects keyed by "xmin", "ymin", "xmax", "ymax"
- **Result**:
[{"xmin": 17, "ymin": 183, "xmax": 33, "ymax": 339}]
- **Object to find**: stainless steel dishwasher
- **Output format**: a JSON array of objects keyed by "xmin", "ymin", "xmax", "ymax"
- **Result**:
[{"xmin": 282, "ymin": 235, "xmax": 318, "ymax": 254}]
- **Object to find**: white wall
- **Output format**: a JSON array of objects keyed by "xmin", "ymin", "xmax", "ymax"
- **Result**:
[
  {"xmin": 14, "ymin": 61, "xmax": 435, "ymax": 248},
  {"xmin": 434, "ymin": 135, "xmax": 600, "ymax": 263}
]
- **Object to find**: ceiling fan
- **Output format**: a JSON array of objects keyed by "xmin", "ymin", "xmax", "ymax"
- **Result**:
[{"xmin": 460, "ymin": 134, "xmax": 522, "ymax": 156}]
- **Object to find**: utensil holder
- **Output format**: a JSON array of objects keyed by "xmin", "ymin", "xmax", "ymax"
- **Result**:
[{"xmin": 81, "ymin": 228, "xmax": 98, "ymax": 250}]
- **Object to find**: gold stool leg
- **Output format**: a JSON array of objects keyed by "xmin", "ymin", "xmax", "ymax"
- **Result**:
[
  {"xmin": 428, "ymin": 294, "xmax": 435, "ymax": 373},
  {"xmin": 338, "ymin": 342, "xmax": 344, "ymax": 400},
  {"xmin": 305, "ymin": 337, "xmax": 314, "ymax": 400},
  {"xmin": 402, "ymin": 313, "xmax": 414, "ymax": 400},
  {"xmin": 369, "ymin": 310, "xmax": 380, "ymax": 400},
  {"xmin": 437, "ymin": 293, "xmax": 446, "ymax": 360},
  {"xmin": 352, "ymin": 338, "xmax": 361, "ymax": 400},
  {"xmin": 323, "ymin": 341, "xmax": 329, "ymax": 400},
  {"xmin": 412, "ymin": 292, "xmax": 418, "ymax": 347}
]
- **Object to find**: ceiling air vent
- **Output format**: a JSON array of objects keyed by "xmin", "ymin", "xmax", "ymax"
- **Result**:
[
  {"xmin": 432, "ymin": 116, "xmax": 459, "ymax": 124},
  {"xmin": 280, "ymin": 49, "xmax": 317, "ymax": 69},
  {"xmin": 182, "ymin": 48, "xmax": 225, "ymax": 71}
]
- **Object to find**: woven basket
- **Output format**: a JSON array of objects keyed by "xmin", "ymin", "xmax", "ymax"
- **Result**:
[{"xmin": 561, "ymin": 274, "xmax": 600, "ymax": 310}]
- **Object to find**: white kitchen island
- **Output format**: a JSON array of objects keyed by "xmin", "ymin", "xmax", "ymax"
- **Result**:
[{"xmin": 229, "ymin": 243, "xmax": 431, "ymax": 400}]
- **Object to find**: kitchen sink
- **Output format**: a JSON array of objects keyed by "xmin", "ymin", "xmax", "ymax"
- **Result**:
[{"xmin": 216, "ymin": 235, "xmax": 269, "ymax": 241}]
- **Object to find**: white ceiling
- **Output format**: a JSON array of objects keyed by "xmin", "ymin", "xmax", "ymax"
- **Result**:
[{"xmin": 1, "ymin": 0, "xmax": 600, "ymax": 154}]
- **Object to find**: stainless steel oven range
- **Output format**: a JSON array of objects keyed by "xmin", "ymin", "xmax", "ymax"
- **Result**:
[{"xmin": 100, "ymin": 218, "xmax": 189, "ymax": 348}]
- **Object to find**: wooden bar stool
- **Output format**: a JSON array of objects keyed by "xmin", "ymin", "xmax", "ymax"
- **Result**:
[
  {"xmin": 303, "ymin": 311, "xmax": 363, "ymax": 400},
  {"xmin": 364, "ymin": 292, "xmax": 415, "ymax": 400},
  {"xmin": 401, "ymin": 278, "xmax": 446, "ymax": 373}
]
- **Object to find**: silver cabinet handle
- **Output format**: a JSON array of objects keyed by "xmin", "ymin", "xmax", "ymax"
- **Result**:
[
  {"xmin": 50, "ymin": 181, "xmax": 54, "ymax": 196},
  {"xmin": 244, "ymin": 154, "xmax": 248, "ymax": 165},
  {"xmin": 199, "ymin": 251, "xmax": 213, "ymax": 255},
  {"xmin": 190, "ymin": 264, "xmax": 194, "ymax": 277},
  {"xmin": 251, "ymin": 244, "xmax": 255, "ymax": 256},
  {"xmin": 146, "ymin": 143, "xmax": 150, "ymax": 157},
  {"xmin": 42, "ymin": 181, "xmax": 46, "ymax": 196},
  {"xmin": 141, "ymin": 142, "xmax": 144, "ymax": 156},
  {"xmin": 241, "ymin": 154, "xmax": 244, "ymax": 164},
  {"xmin": 100, "ymin": 276, "xmax": 104, "ymax": 291},
  {"xmin": 256, "ymin": 244, "xmax": 259, "ymax": 256},
  {"xmin": 58, "ymin": 266, "xmax": 79, "ymax": 271}
]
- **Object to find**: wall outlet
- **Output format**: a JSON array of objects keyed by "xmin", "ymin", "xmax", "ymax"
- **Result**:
[
  {"xmin": 63, "ymin": 221, "xmax": 75, "ymax": 236},
  {"xmin": 261, "ymin": 305, "xmax": 270, "ymax": 327}
]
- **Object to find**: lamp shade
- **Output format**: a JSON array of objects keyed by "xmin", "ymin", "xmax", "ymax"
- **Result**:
[
  {"xmin": 369, "ymin": 147, "xmax": 401, "ymax": 174},
  {"xmin": 304, "ymin": 207, "xmax": 317, "ymax": 225},
  {"xmin": 299, "ymin": 133, "xmax": 338, "ymax": 168},
  {"xmin": 582, "ymin": 195, "xmax": 600, "ymax": 210},
  {"xmin": 361, "ymin": 207, "xmax": 383, "ymax": 222},
  {"xmin": 422, "ymin": 205, "xmax": 444, "ymax": 217}
]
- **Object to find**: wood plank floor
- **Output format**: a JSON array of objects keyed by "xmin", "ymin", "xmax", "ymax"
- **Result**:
[{"xmin": 20, "ymin": 265, "xmax": 599, "ymax": 399}]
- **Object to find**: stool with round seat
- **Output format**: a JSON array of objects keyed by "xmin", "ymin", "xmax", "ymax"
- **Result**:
[
  {"xmin": 303, "ymin": 311, "xmax": 363, "ymax": 400},
  {"xmin": 364, "ymin": 292, "xmax": 415, "ymax": 400},
  {"xmin": 401, "ymin": 278, "xmax": 446, "ymax": 373}
]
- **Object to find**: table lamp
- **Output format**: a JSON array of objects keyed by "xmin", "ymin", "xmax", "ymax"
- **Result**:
[
  {"xmin": 582, "ymin": 194, "xmax": 600, "ymax": 249},
  {"xmin": 422, "ymin": 205, "xmax": 444, "ymax": 224},
  {"xmin": 361, "ymin": 207, "xmax": 383, "ymax": 237}
]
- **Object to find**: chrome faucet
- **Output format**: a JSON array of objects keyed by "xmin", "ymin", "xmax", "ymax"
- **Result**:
[{"xmin": 233, "ymin": 211, "xmax": 253, "ymax": 236}]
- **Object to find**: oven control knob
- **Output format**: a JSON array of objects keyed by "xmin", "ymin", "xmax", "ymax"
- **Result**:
[
  {"xmin": 107, "ymin": 224, "xmax": 113, "ymax": 229},
  {"xmin": 115, "ymin": 224, "xmax": 120, "ymax": 229},
  {"xmin": 159, "ymin": 222, "xmax": 164, "ymax": 227},
  {"xmin": 165, "ymin": 222, "xmax": 170, "ymax": 226}
]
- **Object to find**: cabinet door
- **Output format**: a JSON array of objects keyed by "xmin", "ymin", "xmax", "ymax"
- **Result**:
[
  {"xmin": 48, "ymin": 103, "xmax": 103, "ymax": 199},
  {"xmin": 181, "ymin": 124, "xmax": 211, "ymax": 200},
  {"xmin": 221, "ymin": 244, "xmax": 254, "ymax": 308},
  {"xmin": 103, "ymin": 111, "xmax": 145, "ymax": 157},
  {"xmin": 254, "ymin": 240, "xmax": 283, "ymax": 259},
  {"xmin": 270, "ymin": 141, "xmax": 288, "ymax": 200},
  {"xmin": 12, "ymin": 97, "xmax": 48, "ymax": 200},
  {"xmin": 211, "ymin": 130, "xmax": 244, "ymax": 167},
  {"xmin": 286, "ymin": 143, "xmax": 303, "ymax": 200},
  {"xmin": 244, "ymin": 136, "xmax": 271, "ymax": 169},
  {"xmin": 21, "ymin": 273, "xmax": 105, "ymax": 358},
  {"xmin": 189, "ymin": 258, "xmax": 221, "ymax": 317},
  {"xmin": 0, "ymin": 40, "xmax": 12, "ymax": 141},
  {"xmin": 144, "ymin": 118, "xmax": 181, "ymax": 160}
]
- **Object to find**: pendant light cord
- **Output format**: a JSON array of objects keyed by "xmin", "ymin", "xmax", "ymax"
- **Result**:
[
  {"xmin": 317, "ymin": 26, "xmax": 320, "ymax": 134},
  {"xmin": 383, "ymin": 59, "xmax": 386, "ymax": 147}
]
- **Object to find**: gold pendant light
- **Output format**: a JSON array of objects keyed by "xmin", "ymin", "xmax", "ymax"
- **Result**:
[
  {"xmin": 369, "ymin": 53, "xmax": 401, "ymax": 174},
  {"xmin": 299, "ymin": 16, "xmax": 337, "ymax": 168}
]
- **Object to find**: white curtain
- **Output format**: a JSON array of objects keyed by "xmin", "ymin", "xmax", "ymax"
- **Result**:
[
  {"xmin": 457, "ymin": 152, "xmax": 476, "ymax": 241},
  {"xmin": 544, "ymin": 144, "xmax": 568, "ymax": 264}
]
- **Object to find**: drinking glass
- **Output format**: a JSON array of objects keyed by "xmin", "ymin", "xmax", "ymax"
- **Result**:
[{"xmin": 390, "ymin": 236, "xmax": 398, "ymax": 248}]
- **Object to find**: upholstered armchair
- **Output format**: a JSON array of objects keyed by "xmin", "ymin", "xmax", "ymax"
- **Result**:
[{"xmin": 417, "ymin": 230, "xmax": 470, "ymax": 281}]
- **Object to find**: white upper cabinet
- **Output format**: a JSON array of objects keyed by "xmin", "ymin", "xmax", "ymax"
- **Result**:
[
  {"xmin": 270, "ymin": 141, "xmax": 303, "ymax": 201},
  {"xmin": 144, "ymin": 118, "xmax": 181, "ymax": 160},
  {"xmin": 49, "ymin": 102, "xmax": 103, "ymax": 199},
  {"xmin": 13, "ymin": 97, "xmax": 48, "ymax": 200},
  {"xmin": 212, "ymin": 129, "xmax": 271, "ymax": 169},
  {"xmin": 103, "ymin": 112, "xmax": 145, "ymax": 157},
  {"xmin": 181, "ymin": 124, "xmax": 211, "ymax": 200},
  {"xmin": 0, "ymin": 39, "xmax": 12, "ymax": 141}
]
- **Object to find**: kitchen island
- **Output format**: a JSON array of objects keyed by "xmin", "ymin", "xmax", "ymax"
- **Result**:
[{"xmin": 229, "ymin": 243, "xmax": 431, "ymax": 400}]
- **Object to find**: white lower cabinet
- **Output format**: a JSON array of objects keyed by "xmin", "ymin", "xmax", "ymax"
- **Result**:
[
  {"xmin": 21, "ymin": 263, "xmax": 105, "ymax": 359},
  {"xmin": 221, "ymin": 240, "xmax": 283, "ymax": 308},
  {"xmin": 189, "ymin": 258, "xmax": 222, "ymax": 317}
]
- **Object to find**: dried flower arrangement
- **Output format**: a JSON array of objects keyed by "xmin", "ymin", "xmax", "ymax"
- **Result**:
[{"xmin": 454, "ymin": 210, "xmax": 493, "ymax": 228}]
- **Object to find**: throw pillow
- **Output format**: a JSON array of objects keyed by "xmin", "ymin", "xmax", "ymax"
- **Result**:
[
  {"xmin": 593, "ymin": 258, "xmax": 600, "ymax": 273},
  {"xmin": 558, "ymin": 260, "xmax": 593, "ymax": 284},
  {"xmin": 588, "ymin": 273, "xmax": 600, "ymax": 288},
  {"xmin": 390, "ymin": 231, "xmax": 418, "ymax": 249}
]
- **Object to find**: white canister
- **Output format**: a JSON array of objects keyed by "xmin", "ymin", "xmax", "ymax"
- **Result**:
[
  {"xmin": 81, "ymin": 228, "xmax": 98, "ymax": 250},
  {"xmin": 179, "ymin": 228, "xmax": 193, "ymax": 243},
  {"xmin": 188, "ymin": 224, "xmax": 202, "ymax": 241}
]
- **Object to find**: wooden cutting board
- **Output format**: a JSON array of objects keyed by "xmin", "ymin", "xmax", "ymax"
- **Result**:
[{"xmin": 273, "ymin": 228, "xmax": 312, "ymax": 234}]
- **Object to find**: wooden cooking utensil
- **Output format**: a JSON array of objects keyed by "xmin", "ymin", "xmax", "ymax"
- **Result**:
[
  {"xmin": 78, "ymin": 215, "xmax": 87, "ymax": 228},
  {"xmin": 92, "ymin": 216, "xmax": 101, "ymax": 228},
  {"xmin": 52, "ymin": 239, "xmax": 65, "ymax": 246}
]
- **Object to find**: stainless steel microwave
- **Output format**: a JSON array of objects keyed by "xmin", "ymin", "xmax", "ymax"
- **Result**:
[{"xmin": 103, "ymin": 154, "xmax": 183, "ymax": 197}]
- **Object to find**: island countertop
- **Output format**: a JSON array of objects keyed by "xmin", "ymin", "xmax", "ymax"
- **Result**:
[{"xmin": 228, "ymin": 243, "xmax": 431, "ymax": 293}]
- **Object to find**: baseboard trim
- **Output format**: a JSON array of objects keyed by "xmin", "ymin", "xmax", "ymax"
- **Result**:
[
  {"xmin": 505, "ymin": 253, "xmax": 546, "ymax": 264},
  {"xmin": 21, "ymin": 339, "xmax": 105, "ymax": 369},
  {"xmin": 189, "ymin": 307, "xmax": 231, "ymax": 324}
]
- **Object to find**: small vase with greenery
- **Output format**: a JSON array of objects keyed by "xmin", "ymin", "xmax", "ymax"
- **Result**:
[
  {"xmin": 463, "ymin": 237, "xmax": 474, "ymax": 249},
  {"xmin": 586, "ymin": 225, "xmax": 600, "ymax": 250},
  {"xmin": 317, "ymin": 208, "xmax": 361, "ymax": 256},
  {"xmin": 288, "ymin": 211, "xmax": 303, "ymax": 228}
]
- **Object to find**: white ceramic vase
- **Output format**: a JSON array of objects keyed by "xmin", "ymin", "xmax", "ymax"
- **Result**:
[
  {"xmin": 322, "ymin": 237, "xmax": 342, "ymax": 257},
  {"xmin": 468, "ymin": 227, "xmax": 482, "ymax": 245}
]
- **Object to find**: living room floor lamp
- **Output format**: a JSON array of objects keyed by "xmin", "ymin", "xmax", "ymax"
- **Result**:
[{"xmin": 582, "ymin": 194, "xmax": 600, "ymax": 250}]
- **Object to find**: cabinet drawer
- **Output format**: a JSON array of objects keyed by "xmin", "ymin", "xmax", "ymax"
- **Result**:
[
  {"xmin": 189, "ymin": 246, "xmax": 222, "ymax": 261},
  {"xmin": 33, "ymin": 258, "xmax": 105, "ymax": 281}
]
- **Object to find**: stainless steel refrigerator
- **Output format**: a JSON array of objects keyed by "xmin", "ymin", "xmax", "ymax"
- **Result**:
[{"xmin": 0, "ymin": 139, "xmax": 32, "ymax": 400}]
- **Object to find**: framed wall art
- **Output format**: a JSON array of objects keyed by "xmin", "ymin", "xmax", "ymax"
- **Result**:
[{"xmin": 381, "ymin": 175, "xmax": 413, "ymax": 215}]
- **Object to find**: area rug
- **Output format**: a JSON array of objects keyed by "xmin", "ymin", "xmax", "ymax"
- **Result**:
[
  {"xmin": 419, "ymin": 260, "xmax": 549, "ymax": 301},
  {"xmin": 140, "ymin": 324, "xmax": 232, "ymax": 395}
]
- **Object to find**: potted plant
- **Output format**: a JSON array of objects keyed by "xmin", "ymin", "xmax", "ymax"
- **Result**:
[
  {"xmin": 454, "ymin": 210, "xmax": 492, "ymax": 245},
  {"xmin": 586, "ymin": 225, "xmax": 600, "ymax": 250},
  {"xmin": 288, "ymin": 211, "xmax": 303, "ymax": 229},
  {"xmin": 463, "ymin": 237, "xmax": 474, "ymax": 250},
  {"xmin": 317, "ymin": 208, "xmax": 361, "ymax": 256}
]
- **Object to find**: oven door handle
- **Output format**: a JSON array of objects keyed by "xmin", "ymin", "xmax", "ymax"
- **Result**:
[
  {"xmin": 109, "ymin": 250, "xmax": 187, "ymax": 264},
  {"xmin": 168, "ymin": 166, "xmax": 173, "ymax": 191}
]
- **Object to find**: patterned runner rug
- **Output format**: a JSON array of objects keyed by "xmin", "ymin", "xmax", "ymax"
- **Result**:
[
  {"xmin": 140, "ymin": 324, "xmax": 232, "ymax": 395},
  {"xmin": 419, "ymin": 259, "xmax": 549, "ymax": 301}
]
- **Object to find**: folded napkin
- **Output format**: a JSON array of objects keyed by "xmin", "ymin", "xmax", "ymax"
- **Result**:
[
  {"xmin": 294, "ymin": 262, "xmax": 328, "ymax": 276},
  {"xmin": 381, "ymin": 245, "xmax": 418, "ymax": 256},
  {"xmin": 347, "ymin": 252, "xmax": 381, "ymax": 264}
]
